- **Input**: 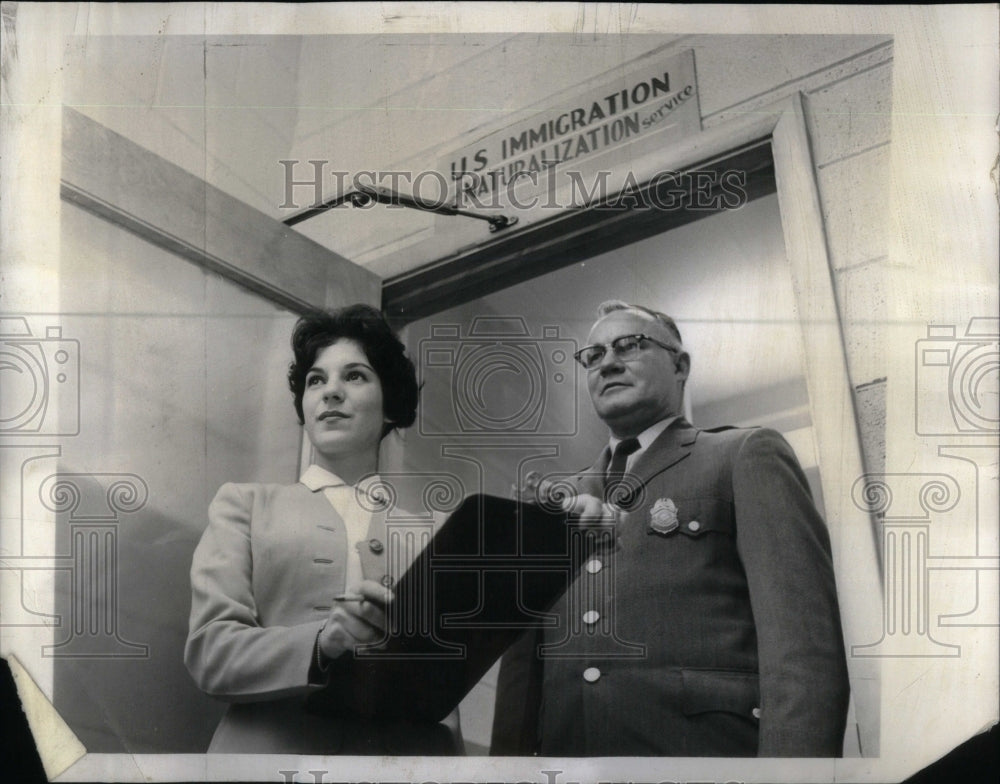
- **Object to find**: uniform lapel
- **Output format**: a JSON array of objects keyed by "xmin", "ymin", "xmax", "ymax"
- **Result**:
[
  {"xmin": 571, "ymin": 420, "xmax": 699, "ymax": 499},
  {"xmin": 572, "ymin": 445, "xmax": 612, "ymax": 498},
  {"xmin": 630, "ymin": 418, "xmax": 698, "ymax": 487}
]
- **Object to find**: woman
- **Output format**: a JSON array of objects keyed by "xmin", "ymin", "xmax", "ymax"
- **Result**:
[{"xmin": 184, "ymin": 304, "xmax": 462, "ymax": 754}]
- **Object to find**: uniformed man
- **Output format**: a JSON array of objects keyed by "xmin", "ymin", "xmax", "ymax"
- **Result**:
[{"xmin": 490, "ymin": 300, "xmax": 850, "ymax": 757}]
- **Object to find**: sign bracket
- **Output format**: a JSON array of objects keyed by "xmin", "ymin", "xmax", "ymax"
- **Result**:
[{"xmin": 282, "ymin": 184, "xmax": 519, "ymax": 233}]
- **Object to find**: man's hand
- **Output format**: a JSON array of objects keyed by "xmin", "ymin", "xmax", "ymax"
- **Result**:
[
  {"xmin": 516, "ymin": 471, "xmax": 622, "ymax": 526},
  {"xmin": 318, "ymin": 579, "xmax": 393, "ymax": 660},
  {"xmin": 558, "ymin": 491, "xmax": 623, "ymax": 525},
  {"xmin": 561, "ymin": 493, "xmax": 625, "ymax": 525}
]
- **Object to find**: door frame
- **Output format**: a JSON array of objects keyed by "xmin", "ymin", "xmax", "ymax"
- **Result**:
[{"xmin": 60, "ymin": 107, "xmax": 381, "ymax": 316}]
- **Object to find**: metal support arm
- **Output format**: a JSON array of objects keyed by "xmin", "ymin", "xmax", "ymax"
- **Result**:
[{"xmin": 282, "ymin": 184, "xmax": 518, "ymax": 233}]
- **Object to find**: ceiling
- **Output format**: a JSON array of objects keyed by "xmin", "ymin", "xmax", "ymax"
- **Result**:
[
  {"xmin": 61, "ymin": 32, "xmax": 889, "ymax": 283},
  {"xmin": 62, "ymin": 33, "xmax": 694, "ymax": 276}
]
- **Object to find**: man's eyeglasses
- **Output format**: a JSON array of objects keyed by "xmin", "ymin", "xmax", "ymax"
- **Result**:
[{"xmin": 573, "ymin": 334, "xmax": 679, "ymax": 369}]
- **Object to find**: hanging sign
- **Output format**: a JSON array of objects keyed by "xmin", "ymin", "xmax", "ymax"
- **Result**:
[{"xmin": 439, "ymin": 49, "xmax": 701, "ymax": 211}]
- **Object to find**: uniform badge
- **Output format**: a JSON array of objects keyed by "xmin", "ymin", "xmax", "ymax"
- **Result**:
[{"xmin": 648, "ymin": 498, "xmax": 680, "ymax": 535}]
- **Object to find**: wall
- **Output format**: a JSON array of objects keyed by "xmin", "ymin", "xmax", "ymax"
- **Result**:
[
  {"xmin": 695, "ymin": 37, "xmax": 894, "ymax": 473},
  {"xmin": 38, "ymin": 202, "xmax": 301, "ymax": 751}
]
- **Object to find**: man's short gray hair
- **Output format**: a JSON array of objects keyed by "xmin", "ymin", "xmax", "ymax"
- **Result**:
[{"xmin": 596, "ymin": 300, "xmax": 684, "ymax": 349}]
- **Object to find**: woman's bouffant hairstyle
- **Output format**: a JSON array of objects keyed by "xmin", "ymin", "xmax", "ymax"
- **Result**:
[{"xmin": 287, "ymin": 304, "xmax": 418, "ymax": 439}]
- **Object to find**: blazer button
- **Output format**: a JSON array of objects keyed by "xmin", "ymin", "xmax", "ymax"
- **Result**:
[
  {"xmin": 583, "ymin": 667, "xmax": 601, "ymax": 683},
  {"xmin": 752, "ymin": 707, "xmax": 761, "ymax": 719},
  {"xmin": 582, "ymin": 610, "xmax": 600, "ymax": 625},
  {"xmin": 585, "ymin": 558, "xmax": 603, "ymax": 574},
  {"xmin": 687, "ymin": 520, "xmax": 701, "ymax": 532},
  {"xmin": 368, "ymin": 538, "xmax": 384, "ymax": 554}
]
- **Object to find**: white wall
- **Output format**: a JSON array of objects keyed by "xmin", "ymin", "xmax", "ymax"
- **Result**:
[{"xmin": 40, "ymin": 201, "xmax": 299, "ymax": 751}]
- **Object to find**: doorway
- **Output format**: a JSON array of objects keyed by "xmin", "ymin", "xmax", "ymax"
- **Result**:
[{"xmin": 384, "ymin": 96, "xmax": 879, "ymax": 756}]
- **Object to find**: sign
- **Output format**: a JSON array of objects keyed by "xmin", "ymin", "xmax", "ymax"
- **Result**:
[{"xmin": 440, "ymin": 49, "xmax": 701, "ymax": 209}]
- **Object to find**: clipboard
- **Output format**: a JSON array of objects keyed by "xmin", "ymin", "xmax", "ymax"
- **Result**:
[{"xmin": 308, "ymin": 493, "xmax": 585, "ymax": 722}]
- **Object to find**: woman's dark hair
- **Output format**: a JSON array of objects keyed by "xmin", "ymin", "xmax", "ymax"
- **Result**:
[{"xmin": 287, "ymin": 304, "xmax": 418, "ymax": 439}]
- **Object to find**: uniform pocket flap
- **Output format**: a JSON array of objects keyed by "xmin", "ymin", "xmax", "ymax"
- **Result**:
[
  {"xmin": 681, "ymin": 669, "xmax": 759, "ymax": 718},
  {"xmin": 668, "ymin": 497, "xmax": 733, "ymax": 537}
]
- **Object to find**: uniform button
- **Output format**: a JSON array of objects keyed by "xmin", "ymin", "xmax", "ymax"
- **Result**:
[
  {"xmin": 752, "ymin": 707, "xmax": 761, "ymax": 719},
  {"xmin": 583, "ymin": 667, "xmax": 601, "ymax": 683},
  {"xmin": 585, "ymin": 559, "xmax": 603, "ymax": 574},
  {"xmin": 688, "ymin": 520, "xmax": 701, "ymax": 532},
  {"xmin": 381, "ymin": 574, "xmax": 394, "ymax": 587},
  {"xmin": 582, "ymin": 610, "xmax": 600, "ymax": 625},
  {"xmin": 368, "ymin": 538, "xmax": 384, "ymax": 554}
]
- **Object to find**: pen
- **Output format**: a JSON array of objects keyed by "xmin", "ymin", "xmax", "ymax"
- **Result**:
[{"xmin": 333, "ymin": 594, "xmax": 365, "ymax": 602}]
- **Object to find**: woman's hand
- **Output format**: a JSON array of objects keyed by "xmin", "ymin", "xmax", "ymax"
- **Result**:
[{"xmin": 318, "ymin": 579, "xmax": 394, "ymax": 661}]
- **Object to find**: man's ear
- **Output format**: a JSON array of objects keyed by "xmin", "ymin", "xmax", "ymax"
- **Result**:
[{"xmin": 675, "ymin": 352, "xmax": 691, "ymax": 382}]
